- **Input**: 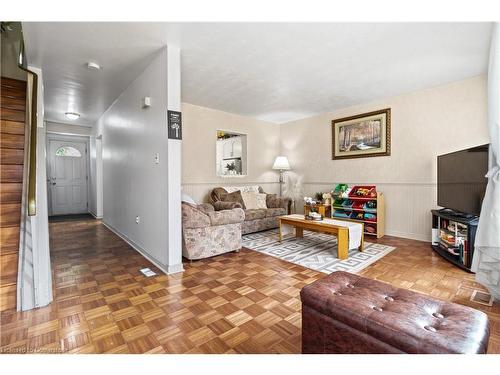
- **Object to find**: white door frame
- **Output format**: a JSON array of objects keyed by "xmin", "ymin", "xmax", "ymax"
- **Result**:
[{"xmin": 46, "ymin": 133, "xmax": 90, "ymax": 216}]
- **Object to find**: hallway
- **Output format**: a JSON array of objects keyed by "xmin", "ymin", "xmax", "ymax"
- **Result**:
[{"xmin": 1, "ymin": 216, "xmax": 314, "ymax": 353}]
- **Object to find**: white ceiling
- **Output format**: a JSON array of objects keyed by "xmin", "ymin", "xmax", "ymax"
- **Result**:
[{"xmin": 23, "ymin": 22, "xmax": 492, "ymax": 126}]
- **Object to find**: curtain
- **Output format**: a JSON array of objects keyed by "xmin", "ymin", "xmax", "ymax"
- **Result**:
[{"xmin": 472, "ymin": 23, "xmax": 500, "ymax": 300}]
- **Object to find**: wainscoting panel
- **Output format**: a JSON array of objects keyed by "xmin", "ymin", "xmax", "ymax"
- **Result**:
[
  {"xmin": 182, "ymin": 181, "xmax": 280, "ymax": 203},
  {"xmin": 302, "ymin": 182, "xmax": 437, "ymax": 242},
  {"xmin": 183, "ymin": 181, "xmax": 436, "ymax": 242}
]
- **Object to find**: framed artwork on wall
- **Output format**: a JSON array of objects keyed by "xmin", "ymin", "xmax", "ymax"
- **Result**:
[{"xmin": 332, "ymin": 108, "xmax": 391, "ymax": 160}]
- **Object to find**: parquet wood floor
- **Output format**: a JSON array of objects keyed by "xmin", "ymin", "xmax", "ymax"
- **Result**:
[{"xmin": 0, "ymin": 217, "xmax": 498, "ymax": 354}]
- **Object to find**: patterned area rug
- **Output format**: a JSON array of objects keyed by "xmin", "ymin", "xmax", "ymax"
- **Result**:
[{"xmin": 242, "ymin": 229, "xmax": 396, "ymax": 274}]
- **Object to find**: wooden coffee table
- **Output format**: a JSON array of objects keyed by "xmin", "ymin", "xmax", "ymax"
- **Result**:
[{"xmin": 278, "ymin": 215, "xmax": 364, "ymax": 260}]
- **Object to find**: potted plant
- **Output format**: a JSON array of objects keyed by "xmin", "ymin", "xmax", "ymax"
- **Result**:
[
  {"xmin": 314, "ymin": 192, "xmax": 324, "ymax": 204},
  {"xmin": 226, "ymin": 162, "xmax": 236, "ymax": 175}
]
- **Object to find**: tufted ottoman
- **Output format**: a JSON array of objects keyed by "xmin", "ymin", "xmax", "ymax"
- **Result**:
[{"xmin": 300, "ymin": 271, "xmax": 490, "ymax": 354}]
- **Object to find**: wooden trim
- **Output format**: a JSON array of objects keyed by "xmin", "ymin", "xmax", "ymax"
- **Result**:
[{"xmin": 332, "ymin": 108, "xmax": 391, "ymax": 160}]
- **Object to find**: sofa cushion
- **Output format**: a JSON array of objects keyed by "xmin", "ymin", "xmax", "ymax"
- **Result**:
[
  {"xmin": 266, "ymin": 207, "xmax": 286, "ymax": 217},
  {"xmin": 244, "ymin": 209, "xmax": 266, "ymax": 221}
]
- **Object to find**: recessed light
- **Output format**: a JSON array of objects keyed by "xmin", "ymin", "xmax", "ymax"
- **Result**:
[
  {"xmin": 86, "ymin": 61, "xmax": 101, "ymax": 70},
  {"xmin": 65, "ymin": 112, "xmax": 80, "ymax": 120}
]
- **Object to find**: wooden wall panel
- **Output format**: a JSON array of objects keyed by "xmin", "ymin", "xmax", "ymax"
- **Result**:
[
  {"xmin": 0, "ymin": 133, "xmax": 25, "ymax": 149},
  {"xmin": 0, "ymin": 203, "xmax": 21, "ymax": 228},
  {"xmin": 0, "ymin": 252, "xmax": 18, "ymax": 285},
  {"xmin": 0, "ymin": 183, "xmax": 22, "ymax": 203},
  {"xmin": 0, "ymin": 226, "xmax": 20, "ymax": 255},
  {"xmin": 0, "ymin": 108, "xmax": 25, "ymax": 122},
  {"xmin": 1, "ymin": 120, "xmax": 25, "ymax": 135},
  {"xmin": 0, "ymin": 284, "xmax": 17, "ymax": 311},
  {"xmin": 0, "ymin": 165, "xmax": 23, "ymax": 183},
  {"xmin": 0, "ymin": 96, "xmax": 25, "ymax": 111},
  {"xmin": 1, "ymin": 148, "xmax": 24, "ymax": 164}
]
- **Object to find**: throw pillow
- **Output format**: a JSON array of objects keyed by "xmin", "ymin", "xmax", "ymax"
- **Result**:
[
  {"xmin": 266, "ymin": 194, "xmax": 280, "ymax": 208},
  {"xmin": 241, "ymin": 192, "xmax": 267, "ymax": 210},
  {"xmin": 223, "ymin": 185, "xmax": 260, "ymax": 194},
  {"xmin": 221, "ymin": 190, "xmax": 246, "ymax": 209},
  {"xmin": 240, "ymin": 192, "xmax": 258, "ymax": 210},
  {"xmin": 255, "ymin": 193, "xmax": 268, "ymax": 209}
]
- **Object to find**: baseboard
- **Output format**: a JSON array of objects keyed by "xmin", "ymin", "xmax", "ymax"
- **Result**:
[
  {"xmin": 166, "ymin": 263, "xmax": 185, "ymax": 274},
  {"xmin": 102, "ymin": 221, "xmax": 184, "ymax": 275},
  {"xmin": 88, "ymin": 210, "xmax": 102, "ymax": 219},
  {"xmin": 384, "ymin": 230, "xmax": 430, "ymax": 242}
]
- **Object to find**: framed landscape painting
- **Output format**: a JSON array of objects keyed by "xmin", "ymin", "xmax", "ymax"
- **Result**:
[{"xmin": 332, "ymin": 108, "xmax": 391, "ymax": 160}]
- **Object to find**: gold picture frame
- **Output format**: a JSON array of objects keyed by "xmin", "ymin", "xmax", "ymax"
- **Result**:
[{"xmin": 332, "ymin": 108, "xmax": 391, "ymax": 160}]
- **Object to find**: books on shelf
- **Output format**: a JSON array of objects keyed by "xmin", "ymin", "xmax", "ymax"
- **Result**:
[{"xmin": 435, "ymin": 216, "xmax": 470, "ymax": 267}]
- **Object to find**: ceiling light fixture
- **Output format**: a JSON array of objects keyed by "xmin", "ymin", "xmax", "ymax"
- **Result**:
[
  {"xmin": 65, "ymin": 112, "xmax": 80, "ymax": 120},
  {"xmin": 86, "ymin": 61, "xmax": 101, "ymax": 70}
]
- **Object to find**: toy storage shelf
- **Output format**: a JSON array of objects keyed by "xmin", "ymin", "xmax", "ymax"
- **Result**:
[{"xmin": 331, "ymin": 185, "xmax": 385, "ymax": 238}]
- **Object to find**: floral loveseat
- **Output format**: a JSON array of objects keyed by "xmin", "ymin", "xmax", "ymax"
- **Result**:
[
  {"xmin": 209, "ymin": 186, "xmax": 291, "ymax": 234},
  {"xmin": 182, "ymin": 202, "xmax": 245, "ymax": 260}
]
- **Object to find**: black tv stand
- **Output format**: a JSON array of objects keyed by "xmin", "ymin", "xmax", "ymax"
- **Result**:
[{"xmin": 431, "ymin": 209, "xmax": 478, "ymax": 273}]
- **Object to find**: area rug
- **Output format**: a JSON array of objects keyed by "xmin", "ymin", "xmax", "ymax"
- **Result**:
[{"xmin": 242, "ymin": 229, "xmax": 396, "ymax": 274}]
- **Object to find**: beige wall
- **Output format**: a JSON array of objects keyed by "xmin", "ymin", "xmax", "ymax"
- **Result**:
[
  {"xmin": 280, "ymin": 76, "xmax": 489, "ymax": 240},
  {"xmin": 181, "ymin": 103, "xmax": 281, "ymax": 202}
]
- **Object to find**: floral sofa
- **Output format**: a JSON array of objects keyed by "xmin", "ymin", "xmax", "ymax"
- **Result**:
[
  {"xmin": 181, "ymin": 202, "xmax": 245, "ymax": 260},
  {"xmin": 209, "ymin": 186, "xmax": 291, "ymax": 234}
]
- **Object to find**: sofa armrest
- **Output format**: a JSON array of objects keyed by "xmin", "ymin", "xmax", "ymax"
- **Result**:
[
  {"xmin": 266, "ymin": 194, "xmax": 292, "ymax": 212},
  {"xmin": 213, "ymin": 201, "xmax": 243, "ymax": 211},
  {"xmin": 207, "ymin": 208, "xmax": 245, "ymax": 226},
  {"xmin": 182, "ymin": 203, "xmax": 211, "ymax": 229}
]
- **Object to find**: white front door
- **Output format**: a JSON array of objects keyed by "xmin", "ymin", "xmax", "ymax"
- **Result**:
[{"xmin": 48, "ymin": 139, "xmax": 88, "ymax": 215}]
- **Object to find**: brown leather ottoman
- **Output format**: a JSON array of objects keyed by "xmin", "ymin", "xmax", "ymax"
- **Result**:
[{"xmin": 300, "ymin": 271, "xmax": 490, "ymax": 354}]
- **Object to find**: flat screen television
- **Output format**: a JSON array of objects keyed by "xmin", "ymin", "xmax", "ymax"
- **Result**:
[{"xmin": 437, "ymin": 144, "xmax": 490, "ymax": 216}]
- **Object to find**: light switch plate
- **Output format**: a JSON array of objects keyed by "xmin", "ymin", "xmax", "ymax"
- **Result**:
[
  {"xmin": 154, "ymin": 153, "xmax": 160, "ymax": 164},
  {"xmin": 142, "ymin": 96, "xmax": 151, "ymax": 108}
]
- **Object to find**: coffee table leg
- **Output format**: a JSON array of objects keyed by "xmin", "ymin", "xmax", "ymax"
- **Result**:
[
  {"xmin": 337, "ymin": 229, "xmax": 349, "ymax": 260},
  {"xmin": 359, "ymin": 225, "xmax": 364, "ymax": 252},
  {"xmin": 279, "ymin": 220, "xmax": 283, "ymax": 242},
  {"xmin": 295, "ymin": 227, "xmax": 303, "ymax": 238}
]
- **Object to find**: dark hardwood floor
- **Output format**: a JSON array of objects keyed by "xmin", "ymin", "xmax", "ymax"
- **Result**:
[{"xmin": 0, "ymin": 216, "xmax": 498, "ymax": 353}]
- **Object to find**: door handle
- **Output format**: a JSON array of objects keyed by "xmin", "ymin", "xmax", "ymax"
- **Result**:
[{"xmin": 51, "ymin": 182, "xmax": 56, "ymax": 185}]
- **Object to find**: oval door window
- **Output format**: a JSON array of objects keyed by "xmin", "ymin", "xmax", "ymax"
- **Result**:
[{"xmin": 55, "ymin": 146, "xmax": 82, "ymax": 157}]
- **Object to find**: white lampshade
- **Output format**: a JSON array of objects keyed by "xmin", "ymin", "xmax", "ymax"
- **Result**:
[{"xmin": 272, "ymin": 156, "xmax": 291, "ymax": 170}]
